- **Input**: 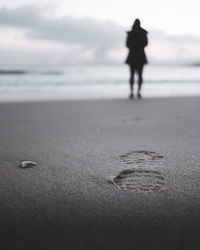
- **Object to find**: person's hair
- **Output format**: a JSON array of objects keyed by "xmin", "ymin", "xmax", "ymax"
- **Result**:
[{"xmin": 132, "ymin": 18, "xmax": 141, "ymax": 30}]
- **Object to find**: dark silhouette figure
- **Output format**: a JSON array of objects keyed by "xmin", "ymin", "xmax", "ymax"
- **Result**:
[{"xmin": 125, "ymin": 19, "xmax": 148, "ymax": 99}]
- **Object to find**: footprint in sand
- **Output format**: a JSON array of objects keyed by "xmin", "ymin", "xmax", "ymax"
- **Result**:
[
  {"xmin": 112, "ymin": 169, "xmax": 165, "ymax": 191},
  {"xmin": 121, "ymin": 116, "xmax": 143, "ymax": 124},
  {"xmin": 120, "ymin": 151, "xmax": 163, "ymax": 167},
  {"xmin": 111, "ymin": 151, "xmax": 165, "ymax": 191}
]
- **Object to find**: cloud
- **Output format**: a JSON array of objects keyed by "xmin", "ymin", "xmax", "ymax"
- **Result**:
[
  {"xmin": 0, "ymin": 5, "xmax": 200, "ymax": 64},
  {"xmin": 148, "ymin": 31, "xmax": 200, "ymax": 63},
  {"xmin": 0, "ymin": 5, "xmax": 124, "ymax": 62}
]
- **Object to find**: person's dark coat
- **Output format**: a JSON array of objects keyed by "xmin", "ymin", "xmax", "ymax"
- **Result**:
[{"xmin": 125, "ymin": 27, "xmax": 148, "ymax": 67}]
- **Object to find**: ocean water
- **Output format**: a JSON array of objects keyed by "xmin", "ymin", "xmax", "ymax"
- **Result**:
[{"xmin": 0, "ymin": 64, "xmax": 200, "ymax": 102}]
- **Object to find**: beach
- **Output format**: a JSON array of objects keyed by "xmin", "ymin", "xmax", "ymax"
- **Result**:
[{"xmin": 0, "ymin": 96, "xmax": 200, "ymax": 250}]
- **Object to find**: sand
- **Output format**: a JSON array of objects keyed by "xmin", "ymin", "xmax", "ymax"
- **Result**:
[{"xmin": 0, "ymin": 97, "xmax": 200, "ymax": 250}]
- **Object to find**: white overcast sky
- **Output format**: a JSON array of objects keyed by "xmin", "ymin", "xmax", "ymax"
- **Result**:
[
  {"xmin": 0, "ymin": 0, "xmax": 199, "ymax": 35},
  {"xmin": 0, "ymin": 0, "xmax": 199, "ymax": 64}
]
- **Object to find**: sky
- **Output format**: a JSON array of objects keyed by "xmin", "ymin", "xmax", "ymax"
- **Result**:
[{"xmin": 0, "ymin": 0, "xmax": 199, "ymax": 65}]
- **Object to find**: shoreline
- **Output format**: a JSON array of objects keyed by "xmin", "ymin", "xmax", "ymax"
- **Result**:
[
  {"xmin": 1, "ymin": 92, "xmax": 200, "ymax": 104},
  {"xmin": 1, "ymin": 82, "xmax": 200, "ymax": 103}
]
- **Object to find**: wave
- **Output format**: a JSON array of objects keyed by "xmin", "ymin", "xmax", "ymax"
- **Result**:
[{"xmin": 0, "ymin": 70, "xmax": 62, "ymax": 75}]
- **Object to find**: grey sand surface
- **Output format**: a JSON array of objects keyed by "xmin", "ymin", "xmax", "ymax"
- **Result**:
[{"xmin": 0, "ymin": 97, "xmax": 200, "ymax": 249}]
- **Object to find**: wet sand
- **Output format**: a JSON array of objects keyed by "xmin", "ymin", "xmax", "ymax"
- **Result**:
[{"xmin": 0, "ymin": 97, "xmax": 200, "ymax": 249}]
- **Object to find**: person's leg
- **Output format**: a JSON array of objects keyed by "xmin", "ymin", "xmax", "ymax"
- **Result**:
[
  {"xmin": 129, "ymin": 65, "xmax": 135, "ymax": 98},
  {"xmin": 137, "ymin": 65, "xmax": 144, "ymax": 98}
]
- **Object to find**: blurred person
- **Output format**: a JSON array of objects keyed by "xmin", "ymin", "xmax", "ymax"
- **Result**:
[{"xmin": 125, "ymin": 19, "xmax": 148, "ymax": 98}]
